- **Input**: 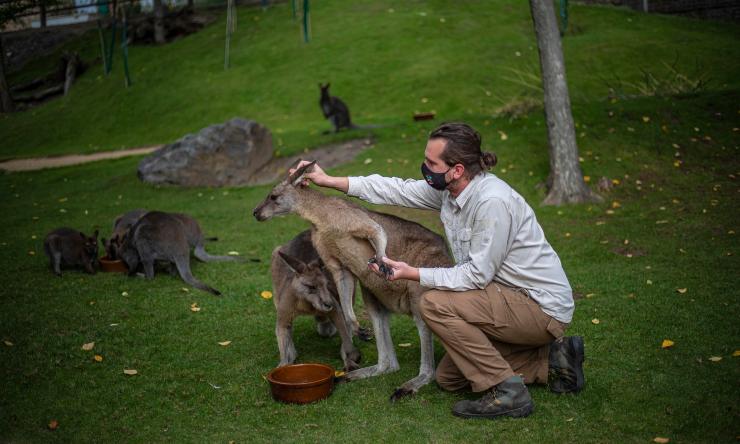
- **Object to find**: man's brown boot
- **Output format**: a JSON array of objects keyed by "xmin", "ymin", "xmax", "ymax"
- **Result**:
[{"xmin": 451, "ymin": 375, "xmax": 534, "ymax": 419}]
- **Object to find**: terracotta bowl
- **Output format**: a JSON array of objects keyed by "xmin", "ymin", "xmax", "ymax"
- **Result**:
[
  {"xmin": 266, "ymin": 363, "xmax": 335, "ymax": 404},
  {"xmin": 99, "ymin": 256, "xmax": 128, "ymax": 273}
]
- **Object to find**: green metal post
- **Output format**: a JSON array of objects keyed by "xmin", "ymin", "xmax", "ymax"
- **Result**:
[
  {"xmin": 97, "ymin": 19, "xmax": 109, "ymax": 74},
  {"xmin": 302, "ymin": 0, "xmax": 310, "ymax": 42},
  {"xmin": 121, "ymin": 7, "xmax": 132, "ymax": 87},
  {"xmin": 106, "ymin": 16, "xmax": 117, "ymax": 75}
]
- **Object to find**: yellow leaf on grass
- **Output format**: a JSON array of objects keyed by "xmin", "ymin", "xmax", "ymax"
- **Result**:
[
  {"xmin": 653, "ymin": 438, "xmax": 670, "ymax": 444},
  {"xmin": 123, "ymin": 369, "xmax": 138, "ymax": 375},
  {"xmin": 190, "ymin": 305, "xmax": 201, "ymax": 312},
  {"xmin": 498, "ymin": 131, "xmax": 508, "ymax": 141},
  {"xmin": 260, "ymin": 291, "xmax": 273, "ymax": 299},
  {"xmin": 642, "ymin": 116, "xmax": 651, "ymax": 123},
  {"xmin": 334, "ymin": 370, "xmax": 346, "ymax": 378},
  {"xmin": 398, "ymin": 343, "xmax": 412, "ymax": 348},
  {"xmin": 218, "ymin": 341, "xmax": 232, "ymax": 347},
  {"xmin": 3, "ymin": 340, "xmax": 13, "ymax": 347},
  {"xmin": 81, "ymin": 342, "xmax": 95, "ymax": 351},
  {"xmin": 94, "ymin": 355, "xmax": 103, "ymax": 362},
  {"xmin": 227, "ymin": 251, "xmax": 240, "ymax": 256},
  {"xmin": 708, "ymin": 356, "xmax": 722, "ymax": 362},
  {"xmin": 611, "ymin": 201, "xmax": 621, "ymax": 209},
  {"xmin": 676, "ymin": 288, "xmax": 688, "ymax": 294},
  {"xmin": 48, "ymin": 420, "xmax": 59, "ymax": 431},
  {"xmin": 181, "ymin": 287, "xmax": 190, "ymax": 293},
  {"xmin": 591, "ymin": 318, "xmax": 600, "ymax": 325},
  {"xmin": 661, "ymin": 339, "xmax": 674, "ymax": 349},
  {"xmin": 583, "ymin": 176, "xmax": 591, "ymax": 183},
  {"xmin": 733, "ymin": 350, "xmax": 740, "ymax": 357}
]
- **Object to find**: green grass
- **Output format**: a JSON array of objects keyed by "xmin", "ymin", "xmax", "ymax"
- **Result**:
[{"xmin": 1, "ymin": 1, "xmax": 739, "ymax": 442}]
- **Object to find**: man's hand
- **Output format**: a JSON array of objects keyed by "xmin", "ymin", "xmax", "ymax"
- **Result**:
[
  {"xmin": 368, "ymin": 256, "xmax": 420, "ymax": 282},
  {"xmin": 289, "ymin": 160, "xmax": 348, "ymax": 192}
]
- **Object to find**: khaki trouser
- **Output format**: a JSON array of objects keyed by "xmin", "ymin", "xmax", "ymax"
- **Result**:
[{"xmin": 420, "ymin": 282, "xmax": 568, "ymax": 393}]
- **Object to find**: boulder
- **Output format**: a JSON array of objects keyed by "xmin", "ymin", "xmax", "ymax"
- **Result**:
[{"xmin": 138, "ymin": 118, "xmax": 273, "ymax": 187}]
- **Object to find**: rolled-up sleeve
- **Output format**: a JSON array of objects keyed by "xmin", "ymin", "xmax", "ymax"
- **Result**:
[
  {"xmin": 347, "ymin": 175, "xmax": 443, "ymax": 210},
  {"xmin": 419, "ymin": 198, "xmax": 512, "ymax": 291}
]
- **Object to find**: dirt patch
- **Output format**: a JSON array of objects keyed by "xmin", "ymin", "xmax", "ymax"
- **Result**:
[{"xmin": 0, "ymin": 146, "xmax": 162, "ymax": 172}]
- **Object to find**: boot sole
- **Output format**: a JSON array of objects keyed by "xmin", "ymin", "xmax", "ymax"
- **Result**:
[{"xmin": 452, "ymin": 402, "xmax": 534, "ymax": 420}]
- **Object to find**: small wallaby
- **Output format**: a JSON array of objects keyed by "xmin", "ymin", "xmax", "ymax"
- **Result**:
[
  {"xmin": 102, "ymin": 209, "xmax": 148, "ymax": 259},
  {"xmin": 118, "ymin": 211, "xmax": 221, "ymax": 295},
  {"xmin": 43, "ymin": 228, "xmax": 99, "ymax": 276},
  {"xmin": 272, "ymin": 230, "xmax": 361, "ymax": 371},
  {"xmin": 319, "ymin": 83, "xmax": 355, "ymax": 133}
]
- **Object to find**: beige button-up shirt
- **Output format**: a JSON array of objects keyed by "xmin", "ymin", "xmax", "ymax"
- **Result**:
[{"xmin": 347, "ymin": 172, "xmax": 574, "ymax": 323}]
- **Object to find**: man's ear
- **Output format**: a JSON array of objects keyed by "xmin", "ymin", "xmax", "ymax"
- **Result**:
[{"xmin": 453, "ymin": 163, "xmax": 466, "ymax": 180}]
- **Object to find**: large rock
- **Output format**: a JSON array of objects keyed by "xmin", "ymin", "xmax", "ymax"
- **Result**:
[{"xmin": 138, "ymin": 118, "xmax": 273, "ymax": 187}]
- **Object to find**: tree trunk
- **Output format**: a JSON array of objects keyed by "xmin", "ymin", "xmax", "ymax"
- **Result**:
[
  {"xmin": 529, "ymin": 0, "xmax": 600, "ymax": 205},
  {"xmin": 153, "ymin": 0, "xmax": 166, "ymax": 44},
  {"xmin": 40, "ymin": 2, "xmax": 47, "ymax": 28},
  {"xmin": 63, "ymin": 54, "xmax": 78, "ymax": 95},
  {"xmin": 0, "ymin": 36, "xmax": 14, "ymax": 113}
]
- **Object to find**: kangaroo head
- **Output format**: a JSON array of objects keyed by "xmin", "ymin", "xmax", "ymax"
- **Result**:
[
  {"xmin": 278, "ymin": 251, "xmax": 335, "ymax": 313},
  {"xmin": 253, "ymin": 160, "xmax": 316, "ymax": 222},
  {"xmin": 83, "ymin": 230, "xmax": 99, "ymax": 264},
  {"xmin": 118, "ymin": 232, "xmax": 139, "ymax": 273}
]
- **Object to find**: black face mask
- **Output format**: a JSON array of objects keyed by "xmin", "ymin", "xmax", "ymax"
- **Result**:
[{"xmin": 421, "ymin": 163, "xmax": 451, "ymax": 191}]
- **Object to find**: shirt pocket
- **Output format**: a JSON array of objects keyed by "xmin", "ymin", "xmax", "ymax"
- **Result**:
[{"xmin": 455, "ymin": 227, "xmax": 472, "ymax": 260}]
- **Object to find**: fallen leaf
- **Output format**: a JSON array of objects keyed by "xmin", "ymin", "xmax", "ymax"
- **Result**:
[
  {"xmin": 121, "ymin": 291, "xmax": 129, "ymax": 297},
  {"xmin": 180, "ymin": 287, "xmax": 189, "ymax": 293},
  {"xmin": 642, "ymin": 116, "xmax": 650, "ymax": 123},
  {"xmin": 190, "ymin": 304, "xmax": 201, "ymax": 312},
  {"xmin": 3, "ymin": 340, "xmax": 13, "ymax": 347},
  {"xmin": 398, "ymin": 343, "xmax": 412, "ymax": 348},
  {"xmin": 334, "ymin": 370, "xmax": 346, "ymax": 378},
  {"xmin": 732, "ymin": 350, "xmax": 740, "ymax": 357},
  {"xmin": 585, "ymin": 293, "xmax": 595, "ymax": 298},
  {"xmin": 583, "ymin": 176, "xmax": 591, "ymax": 183},
  {"xmin": 227, "ymin": 251, "xmax": 240, "ymax": 256},
  {"xmin": 94, "ymin": 354, "xmax": 103, "ymax": 362},
  {"xmin": 646, "ymin": 280, "xmax": 653, "ymax": 285},
  {"xmin": 81, "ymin": 342, "xmax": 95, "ymax": 351},
  {"xmin": 28, "ymin": 250, "xmax": 35, "ymax": 255},
  {"xmin": 260, "ymin": 290, "xmax": 273, "ymax": 299},
  {"xmin": 48, "ymin": 420, "xmax": 59, "ymax": 431},
  {"xmin": 653, "ymin": 438, "xmax": 669, "ymax": 444},
  {"xmin": 591, "ymin": 318, "xmax": 600, "ymax": 325},
  {"xmin": 565, "ymin": 417, "xmax": 574, "ymax": 422},
  {"xmin": 218, "ymin": 341, "xmax": 232, "ymax": 346},
  {"xmin": 676, "ymin": 288, "xmax": 688, "ymax": 294},
  {"xmin": 661, "ymin": 339, "xmax": 674, "ymax": 349},
  {"xmin": 612, "ymin": 201, "xmax": 621, "ymax": 209},
  {"xmin": 363, "ymin": 158, "xmax": 373, "ymax": 165},
  {"xmin": 498, "ymin": 131, "xmax": 508, "ymax": 141},
  {"xmin": 708, "ymin": 356, "xmax": 722, "ymax": 362},
  {"xmin": 123, "ymin": 369, "xmax": 138, "ymax": 375}
]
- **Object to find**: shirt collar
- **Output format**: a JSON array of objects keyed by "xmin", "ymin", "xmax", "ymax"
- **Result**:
[{"xmin": 451, "ymin": 173, "xmax": 485, "ymax": 210}]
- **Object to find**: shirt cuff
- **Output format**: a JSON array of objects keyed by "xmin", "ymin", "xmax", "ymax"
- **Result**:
[
  {"xmin": 346, "ymin": 176, "xmax": 363, "ymax": 197},
  {"xmin": 418, "ymin": 268, "xmax": 436, "ymax": 288}
]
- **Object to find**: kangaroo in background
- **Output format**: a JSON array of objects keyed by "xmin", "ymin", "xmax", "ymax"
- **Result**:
[
  {"xmin": 102, "ymin": 209, "xmax": 148, "ymax": 259},
  {"xmin": 118, "ymin": 211, "xmax": 222, "ymax": 295},
  {"xmin": 253, "ymin": 161, "xmax": 454, "ymax": 401},
  {"xmin": 272, "ymin": 230, "xmax": 361, "ymax": 371},
  {"xmin": 43, "ymin": 228, "xmax": 99, "ymax": 276},
  {"xmin": 319, "ymin": 83, "xmax": 354, "ymax": 133}
]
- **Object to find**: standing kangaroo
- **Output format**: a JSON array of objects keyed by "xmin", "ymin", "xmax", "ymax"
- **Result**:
[
  {"xmin": 319, "ymin": 83, "xmax": 354, "ymax": 133},
  {"xmin": 272, "ymin": 230, "xmax": 361, "ymax": 371},
  {"xmin": 253, "ymin": 161, "xmax": 453, "ymax": 400}
]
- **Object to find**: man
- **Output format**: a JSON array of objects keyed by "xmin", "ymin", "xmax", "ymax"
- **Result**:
[{"xmin": 292, "ymin": 122, "xmax": 584, "ymax": 419}]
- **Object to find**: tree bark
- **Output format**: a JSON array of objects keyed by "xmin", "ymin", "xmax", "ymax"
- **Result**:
[
  {"xmin": 153, "ymin": 0, "xmax": 166, "ymax": 44},
  {"xmin": 40, "ymin": 2, "xmax": 47, "ymax": 28},
  {"xmin": 529, "ymin": 0, "xmax": 600, "ymax": 205},
  {"xmin": 0, "ymin": 36, "xmax": 14, "ymax": 113}
]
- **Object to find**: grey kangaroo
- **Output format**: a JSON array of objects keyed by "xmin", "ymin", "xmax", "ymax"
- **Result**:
[
  {"xmin": 118, "ymin": 211, "xmax": 222, "ymax": 295},
  {"xmin": 102, "ymin": 209, "xmax": 148, "ymax": 259},
  {"xmin": 253, "ymin": 161, "xmax": 453, "ymax": 400},
  {"xmin": 43, "ymin": 228, "xmax": 99, "ymax": 276},
  {"xmin": 272, "ymin": 230, "xmax": 361, "ymax": 371}
]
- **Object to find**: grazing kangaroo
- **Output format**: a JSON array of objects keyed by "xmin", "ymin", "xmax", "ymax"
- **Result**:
[
  {"xmin": 43, "ymin": 228, "xmax": 99, "ymax": 276},
  {"xmin": 102, "ymin": 209, "xmax": 148, "ymax": 259},
  {"xmin": 272, "ymin": 230, "xmax": 361, "ymax": 371},
  {"xmin": 253, "ymin": 161, "xmax": 453, "ymax": 400},
  {"xmin": 118, "ymin": 211, "xmax": 222, "ymax": 295}
]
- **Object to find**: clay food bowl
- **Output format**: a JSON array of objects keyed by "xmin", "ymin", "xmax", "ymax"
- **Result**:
[
  {"xmin": 99, "ymin": 256, "xmax": 128, "ymax": 273},
  {"xmin": 266, "ymin": 363, "xmax": 335, "ymax": 404}
]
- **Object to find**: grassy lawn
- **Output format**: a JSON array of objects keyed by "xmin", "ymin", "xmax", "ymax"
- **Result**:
[{"xmin": 1, "ymin": 1, "xmax": 739, "ymax": 442}]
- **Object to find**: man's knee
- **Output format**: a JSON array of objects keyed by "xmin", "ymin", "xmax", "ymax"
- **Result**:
[{"xmin": 419, "ymin": 289, "xmax": 448, "ymax": 321}]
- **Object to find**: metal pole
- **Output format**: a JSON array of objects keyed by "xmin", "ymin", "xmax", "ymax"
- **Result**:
[
  {"xmin": 302, "ymin": 0, "xmax": 310, "ymax": 43},
  {"xmin": 121, "ymin": 6, "xmax": 132, "ymax": 87}
]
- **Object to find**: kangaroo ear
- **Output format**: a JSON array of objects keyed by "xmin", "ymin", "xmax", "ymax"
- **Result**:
[
  {"xmin": 288, "ymin": 161, "xmax": 316, "ymax": 187},
  {"xmin": 93, "ymin": 229, "xmax": 99, "ymax": 239},
  {"xmin": 278, "ymin": 251, "xmax": 306, "ymax": 274},
  {"xmin": 79, "ymin": 232, "xmax": 86, "ymax": 240}
]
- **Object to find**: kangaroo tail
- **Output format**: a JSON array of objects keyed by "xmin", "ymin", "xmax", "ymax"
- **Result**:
[
  {"xmin": 194, "ymin": 244, "xmax": 244, "ymax": 262},
  {"xmin": 174, "ymin": 258, "xmax": 221, "ymax": 296}
]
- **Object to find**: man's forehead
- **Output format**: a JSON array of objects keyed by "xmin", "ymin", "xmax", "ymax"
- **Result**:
[{"xmin": 425, "ymin": 138, "xmax": 446, "ymax": 159}]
